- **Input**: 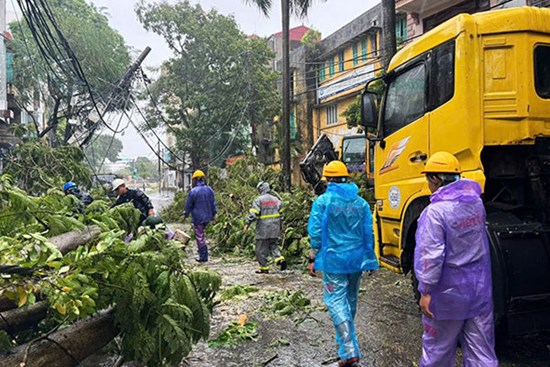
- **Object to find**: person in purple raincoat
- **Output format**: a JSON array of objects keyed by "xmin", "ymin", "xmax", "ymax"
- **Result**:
[
  {"xmin": 183, "ymin": 170, "xmax": 217, "ymax": 262},
  {"xmin": 414, "ymin": 151, "xmax": 498, "ymax": 367}
]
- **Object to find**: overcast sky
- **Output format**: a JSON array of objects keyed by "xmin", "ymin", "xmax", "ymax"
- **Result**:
[{"xmin": 89, "ymin": 0, "xmax": 380, "ymax": 68}]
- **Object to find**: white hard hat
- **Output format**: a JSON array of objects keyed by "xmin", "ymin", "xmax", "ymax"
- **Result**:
[{"xmin": 112, "ymin": 178, "xmax": 125, "ymax": 191}]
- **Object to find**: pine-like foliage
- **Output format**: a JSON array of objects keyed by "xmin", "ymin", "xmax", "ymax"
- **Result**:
[{"xmin": 111, "ymin": 230, "xmax": 221, "ymax": 366}]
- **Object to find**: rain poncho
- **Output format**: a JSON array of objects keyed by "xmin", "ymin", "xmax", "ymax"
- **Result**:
[
  {"xmin": 245, "ymin": 182, "xmax": 282, "ymax": 240},
  {"xmin": 308, "ymin": 182, "xmax": 378, "ymax": 274},
  {"xmin": 308, "ymin": 182, "xmax": 378, "ymax": 363},
  {"xmin": 183, "ymin": 181, "xmax": 217, "ymax": 225},
  {"xmin": 414, "ymin": 179, "xmax": 493, "ymax": 320}
]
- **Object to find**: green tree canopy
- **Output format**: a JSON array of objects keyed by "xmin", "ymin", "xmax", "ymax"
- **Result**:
[
  {"xmin": 9, "ymin": 0, "xmax": 130, "ymax": 145},
  {"xmin": 3, "ymin": 140, "xmax": 92, "ymax": 193},
  {"xmin": 134, "ymin": 156, "xmax": 158, "ymax": 180},
  {"xmin": 135, "ymin": 0, "xmax": 279, "ymax": 169},
  {"xmin": 84, "ymin": 134, "xmax": 124, "ymax": 172}
]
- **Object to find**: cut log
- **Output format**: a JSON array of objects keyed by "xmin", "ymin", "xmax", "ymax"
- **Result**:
[
  {"xmin": 0, "ymin": 297, "xmax": 17, "ymax": 312},
  {"xmin": 0, "ymin": 226, "xmax": 101, "ymax": 316},
  {"xmin": 0, "ymin": 309, "xmax": 119, "ymax": 367},
  {"xmin": 0, "ymin": 301, "xmax": 48, "ymax": 333},
  {"xmin": 49, "ymin": 225, "xmax": 102, "ymax": 254}
]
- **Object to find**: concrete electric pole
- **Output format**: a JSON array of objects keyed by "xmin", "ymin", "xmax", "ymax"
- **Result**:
[
  {"xmin": 382, "ymin": 0, "xmax": 397, "ymax": 69},
  {"xmin": 281, "ymin": 0, "xmax": 291, "ymax": 191}
]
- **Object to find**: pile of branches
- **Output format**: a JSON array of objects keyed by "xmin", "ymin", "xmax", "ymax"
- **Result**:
[
  {"xmin": 3, "ymin": 140, "xmax": 92, "ymax": 194},
  {"xmin": 161, "ymin": 156, "xmax": 314, "ymax": 263},
  {"xmin": 0, "ymin": 174, "xmax": 221, "ymax": 366}
]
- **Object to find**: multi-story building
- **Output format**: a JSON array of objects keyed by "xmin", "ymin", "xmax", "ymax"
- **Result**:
[
  {"xmin": 267, "ymin": 25, "xmax": 310, "ymax": 72},
  {"xmin": 312, "ymin": 4, "xmax": 383, "ymax": 148},
  {"xmin": 267, "ymin": 5, "xmax": 384, "ymax": 185},
  {"xmin": 396, "ymin": 0, "xmax": 547, "ymax": 40}
]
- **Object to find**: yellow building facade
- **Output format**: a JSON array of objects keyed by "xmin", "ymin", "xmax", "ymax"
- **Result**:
[{"xmin": 312, "ymin": 4, "xmax": 383, "ymax": 150}]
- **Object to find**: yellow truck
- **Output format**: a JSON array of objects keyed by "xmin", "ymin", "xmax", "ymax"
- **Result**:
[
  {"xmin": 361, "ymin": 6, "xmax": 550, "ymax": 335},
  {"xmin": 339, "ymin": 134, "xmax": 367, "ymax": 174}
]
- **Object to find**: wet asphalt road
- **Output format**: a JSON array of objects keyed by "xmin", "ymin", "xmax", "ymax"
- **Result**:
[
  {"xmin": 81, "ymin": 224, "xmax": 550, "ymax": 367},
  {"xmin": 182, "ymin": 253, "xmax": 550, "ymax": 367},
  {"xmin": 148, "ymin": 190, "xmax": 175, "ymax": 213}
]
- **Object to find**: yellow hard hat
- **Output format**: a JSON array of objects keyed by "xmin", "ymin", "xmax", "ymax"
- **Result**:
[
  {"xmin": 323, "ymin": 161, "xmax": 349, "ymax": 177},
  {"xmin": 192, "ymin": 170, "xmax": 205, "ymax": 179},
  {"xmin": 421, "ymin": 152, "xmax": 461, "ymax": 174}
]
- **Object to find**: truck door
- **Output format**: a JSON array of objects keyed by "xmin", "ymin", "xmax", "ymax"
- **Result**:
[{"xmin": 375, "ymin": 61, "xmax": 429, "ymax": 250}]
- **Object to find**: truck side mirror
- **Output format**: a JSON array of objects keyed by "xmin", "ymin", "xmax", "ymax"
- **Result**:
[{"xmin": 361, "ymin": 91, "xmax": 378, "ymax": 129}]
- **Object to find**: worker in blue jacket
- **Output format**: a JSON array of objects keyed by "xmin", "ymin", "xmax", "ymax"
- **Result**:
[
  {"xmin": 307, "ymin": 160, "xmax": 378, "ymax": 367},
  {"xmin": 63, "ymin": 181, "xmax": 93, "ymax": 214},
  {"xmin": 183, "ymin": 170, "xmax": 217, "ymax": 262}
]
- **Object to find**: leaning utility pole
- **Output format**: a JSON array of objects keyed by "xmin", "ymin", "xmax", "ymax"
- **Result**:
[
  {"xmin": 76, "ymin": 47, "xmax": 151, "ymax": 147},
  {"xmin": 281, "ymin": 0, "xmax": 291, "ymax": 191},
  {"xmin": 382, "ymin": 0, "xmax": 397, "ymax": 69}
]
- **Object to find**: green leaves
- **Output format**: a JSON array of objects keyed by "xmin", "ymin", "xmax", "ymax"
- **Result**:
[
  {"xmin": 9, "ymin": 0, "xmax": 130, "ymax": 138},
  {"xmin": 207, "ymin": 320, "xmax": 259, "ymax": 348},
  {"xmin": 220, "ymin": 285, "xmax": 259, "ymax": 301},
  {"xmin": 0, "ymin": 181, "xmax": 222, "ymax": 366},
  {"xmin": 109, "ymin": 203, "xmax": 142, "ymax": 235},
  {"xmin": 3, "ymin": 141, "xmax": 92, "ymax": 194},
  {"xmin": 262, "ymin": 290, "xmax": 312, "ymax": 317}
]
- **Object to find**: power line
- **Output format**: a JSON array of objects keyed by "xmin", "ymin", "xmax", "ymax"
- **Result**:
[
  {"xmin": 15, "ymin": 0, "xmax": 112, "ymax": 143},
  {"xmin": 123, "ymin": 108, "xmax": 177, "ymax": 170},
  {"xmin": 129, "ymin": 95, "xmax": 185, "ymax": 164}
]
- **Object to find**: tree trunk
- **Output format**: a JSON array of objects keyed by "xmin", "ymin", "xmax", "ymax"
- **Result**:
[
  {"xmin": 0, "ymin": 226, "xmax": 101, "ymax": 327},
  {"xmin": 0, "ymin": 301, "xmax": 49, "ymax": 333},
  {"xmin": 0, "ymin": 297, "xmax": 17, "ymax": 312},
  {"xmin": 281, "ymin": 0, "xmax": 292, "ymax": 191},
  {"xmin": 49, "ymin": 225, "xmax": 102, "ymax": 254},
  {"xmin": 0, "ymin": 309, "xmax": 119, "ymax": 367},
  {"xmin": 382, "ymin": 0, "xmax": 397, "ymax": 69}
]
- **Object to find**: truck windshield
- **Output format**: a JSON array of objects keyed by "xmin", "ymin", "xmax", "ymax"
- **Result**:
[
  {"xmin": 535, "ymin": 45, "xmax": 550, "ymax": 99},
  {"xmin": 342, "ymin": 137, "xmax": 365, "ymax": 164},
  {"xmin": 384, "ymin": 63, "xmax": 426, "ymax": 136}
]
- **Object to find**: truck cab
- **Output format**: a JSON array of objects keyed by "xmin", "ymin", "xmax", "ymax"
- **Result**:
[
  {"xmin": 362, "ymin": 7, "xmax": 550, "ymax": 335},
  {"xmin": 339, "ymin": 135, "xmax": 367, "ymax": 174}
]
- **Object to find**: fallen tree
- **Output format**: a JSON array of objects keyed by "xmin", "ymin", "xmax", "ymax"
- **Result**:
[
  {"xmin": 0, "ymin": 309, "xmax": 118, "ymax": 366},
  {"xmin": 0, "ymin": 225, "xmax": 102, "ymax": 331},
  {"xmin": 49, "ymin": 225, "xmax": 102, "ymax": 254},
  {"xmin": 0, "ymin": 175, "xmax": 222, "ymax": 366},
  {"xmin": 0, "ymin": 301, "xmax": 49, "ymax": 333}
]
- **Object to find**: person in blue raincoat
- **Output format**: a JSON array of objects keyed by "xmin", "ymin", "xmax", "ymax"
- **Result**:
[
  {"xmin": 63, "ymin": 181, "xmax": 93, "ymax": 214},
  {"xmin": 415, "ymin": 151, "xmax": 498, "ymax": 367},
  {"xmin": 183, "ymin": 170, "xmax": 217, "ymax": 262},
  {"xmin": 307, "ymin": 160, "xmax": 378, "ymax": 367}
]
